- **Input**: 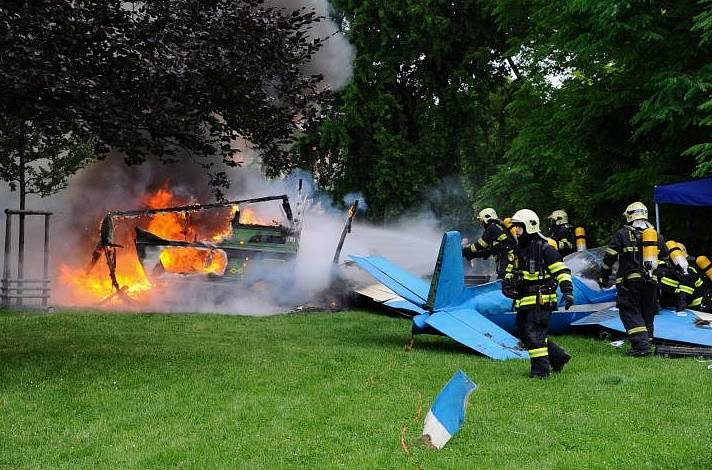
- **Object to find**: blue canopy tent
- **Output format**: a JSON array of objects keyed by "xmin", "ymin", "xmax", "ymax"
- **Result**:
[{"xmin": 653, "ymin": 177, "xmax": 712, "ymax": 233}]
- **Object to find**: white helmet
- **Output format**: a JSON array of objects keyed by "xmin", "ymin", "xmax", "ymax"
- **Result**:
[
  {"xmin": 511, "ymin": 209, "xmax": 541, "ymax": 234},
  {"xmin": 476, "ymin": 207, "xmax": 498, "ymax": 224},
  {"xmin": 624, "ymin": 202, "xmax": 648, "ymax": 223},
  {"xmin": 547, "ymin": 209, "xmax": 568, "ymax": 225}
]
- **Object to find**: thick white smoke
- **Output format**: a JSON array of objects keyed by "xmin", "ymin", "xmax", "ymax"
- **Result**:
[
  {"xmin": 269, "ymin": 0, "xmax": 355, "ymax": 91},
  {"xmin": 0, "ymin": 1, "xmax": 443, "ymax": 314},
  {"xmin": 0, "ymin": 153, "xmax": 444, "ymax": 314}
]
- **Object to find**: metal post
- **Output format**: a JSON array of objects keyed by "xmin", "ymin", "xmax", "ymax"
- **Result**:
[
  {"xmin": 42, "ymin": 214, "xmax": 50, "ymax": 307},
  {"xmin": 16, "ymin": 211, "xmax": 24, "ymax": 308},
  {"xmin": 2, "ymin": 210, "xmax": 52, "ymax": 309},
  {"xmin": 655, "ymin": 202, "xmax": 661, "ymax": 236},
  {"xmin": 2, "ymin": 210, "xmax": 11, "ymax": 308}
]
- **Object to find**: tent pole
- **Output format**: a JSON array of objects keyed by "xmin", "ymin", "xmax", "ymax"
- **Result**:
[{"xmin": 655, "ymin": 202, "xmax": 661, "ymax": 234}]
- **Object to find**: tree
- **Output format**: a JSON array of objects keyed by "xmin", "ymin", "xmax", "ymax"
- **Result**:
[
  {"xmin": 0, "ymin": 0, "xmax": 329, "ymax": 201},
  {"xmin": 291, "ymin": 0, "xmax": 510, "ymax": 221},
  {"xmin": 0, "ymin": 120, "xmax": 94, "ymax": 210},
  {"xmin": 479, "ymin": 0, "xmax": 712, "ymax": 244}
]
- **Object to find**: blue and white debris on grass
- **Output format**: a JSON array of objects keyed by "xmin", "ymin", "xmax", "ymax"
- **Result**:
[{"xmin": 421, "ymin": 370, "xmax": 477, "ymax": 449}]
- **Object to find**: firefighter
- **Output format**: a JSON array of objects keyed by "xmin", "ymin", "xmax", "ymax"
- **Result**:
[
  {"xmin": 462, "ymin": 208, "xmax": 517, "ymax": 279},
  {"xmin": 547, "ymin": 209, "xmax": 576, "ymax": 257},
  {"xmin": 599, "ymin": 202, "xmax": 667, "ymax": 356},
  {"xmin": 502, "ymin": 209, "xmax": 574, "ymax": 378},
  {"xmin": 658, "ymin": 241, "xmax": 696, "ymax": 312},
  {"xmin": 675, "ymin": 244, "xmax": 710, "ymax": 312},
  {"xmin": 656, "ymin": 241, "xmax": 686, "ymax": 311},
  {"xmin": 690, "ymin": 255, "xmax": 712, "ymax": 313}
]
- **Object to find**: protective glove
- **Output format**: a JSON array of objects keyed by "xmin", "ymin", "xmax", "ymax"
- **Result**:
[
  {"xmin": 563, "ymin": 293, "xmax": 575, "ymax": 310},
  {"xmin": 675, "ymin": 293, "xmax": 687, "ymax": 312},
  {"xmin": 462, "ymin": 246, "xmax": 480, "ymax": 260},
  {"xmin": 502, "ymin": 282, "xmax": 518, "ymax": 299},
  {"xmin": 599, "ymin": 268, "xmax": 612, "ymax": 289}
]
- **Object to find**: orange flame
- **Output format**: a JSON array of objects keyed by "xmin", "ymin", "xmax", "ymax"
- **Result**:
[
  {"xmin": 58, "ymin": 184, "xmax": 241, "ymax": 307},
  {"xmin": 159, "ymin": 247, "xmax": 227, "ymax": 276}
]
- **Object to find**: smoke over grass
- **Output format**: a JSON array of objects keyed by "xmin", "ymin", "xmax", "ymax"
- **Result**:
[
  {"xmin": 0, "ymin": 153, "xmax": 444, "ymax": 314},
  {"xmin": 0, "ymin": 0, "xmax": 443, "ymax": 314}
]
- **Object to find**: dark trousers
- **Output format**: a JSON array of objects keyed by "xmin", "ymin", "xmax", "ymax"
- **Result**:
[
  {"xmin": 515, "ymin": 307, "xmax": 569, "ymax": 377},
  {"xmin": 658, "ymin": 289, "xmax": 676, "ymax": 310},
  {"xmin": 617, "ymin": 280, "xmax": 658, "ymax": 352}
]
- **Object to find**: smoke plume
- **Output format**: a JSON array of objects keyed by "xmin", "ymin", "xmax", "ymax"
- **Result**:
[{"xmin": 0, "ymin": 1, "xmax": 445, "ymax": 314}]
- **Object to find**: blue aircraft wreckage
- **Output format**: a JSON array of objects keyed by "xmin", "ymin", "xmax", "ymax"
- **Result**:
[{"xmin": 350, "ymin": 231, "xmax": 712, "ymax": 360}]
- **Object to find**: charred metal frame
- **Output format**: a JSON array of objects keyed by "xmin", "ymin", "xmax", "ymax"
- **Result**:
[
  {"xmin": 85, "ymin": 193, "xmax": 301, "ymax": 303},
  {"xmin": 333, "ymin": 200, "xmax": 359, "ymax": 264},
  {"xmin": 97, "ymin": 194, "xmax": 293, "ymax": 248},
  {"xmin": 1, "ymin": 209, "xmax": 52, "ymax": 308}
]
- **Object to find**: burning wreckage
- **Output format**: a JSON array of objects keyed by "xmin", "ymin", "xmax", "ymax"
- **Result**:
[
  {"xmin": 70, "ymin": 188, "xmax": 712, "ymax": 356},
  {"xmin": 80, "ymin": 184, "xmax": 359, "ymax": 309},
  {"xmin": 84, "ymin": 191, "xmax": 309, "ymax": 305}
]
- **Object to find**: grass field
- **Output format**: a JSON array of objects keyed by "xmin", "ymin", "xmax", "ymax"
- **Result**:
[{"xmin": 1, "ymin": 309, "xmax": 711, "ymax": 469}]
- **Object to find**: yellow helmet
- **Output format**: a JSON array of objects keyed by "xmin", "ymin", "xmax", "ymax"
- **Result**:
[
  {"xmin": 476, "ymin": 207, "xmax": 498, "ymax": 224},
  {"xmin": 511, "ymin": 209, "xmax": 541, "ymax": 234},
  {"xmin": 624, "ymin": 202, "xmax": 648, "ymax": 222},
  {"xmin": 547, "ymin": 209, "xmax": 568, "ymax": 225}
]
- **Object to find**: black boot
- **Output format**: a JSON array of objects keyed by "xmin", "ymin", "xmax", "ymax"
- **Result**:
[
  {"xmin": 549, "ymin": 342, "xmax": 571, "ymax": 373},
  {"xmin": 530, "ymin": 356, "xmax": 551, "ymax": 379},
  {"xmin": 626, "ymin": 332, "xmax": 651, "ymax": 356}
]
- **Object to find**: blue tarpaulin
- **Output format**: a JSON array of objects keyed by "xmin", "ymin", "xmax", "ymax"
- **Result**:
[{"xmin": 654, "ymin": 178, "xmax": 712, "ymax": 207}]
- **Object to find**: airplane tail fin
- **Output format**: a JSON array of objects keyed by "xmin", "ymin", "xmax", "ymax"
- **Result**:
[{"xmin": 425, "ymin": 231, "xmax": 465, "ymax": 311}]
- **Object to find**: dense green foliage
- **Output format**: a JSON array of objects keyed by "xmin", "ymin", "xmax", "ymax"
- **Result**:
[
  {"xmin": 1, "ymin": 1, "xmax": 710, "ymax": 243},
  {"xmin": 0, "ymin": 121, "xmax": 94, "ymax": 207},
  {"xmin": 293, "ymin": 0, "xmax": 711, "ymax": 244},
  {"xmin": 481, "ymin": 0, "xmax": 712, "ymax": 243},
  {"xmin": 1, "ymin": 310, "xmax": 711, "ymax": 468},
  {"xmin": 0, "ymin": 0, "xmax": 327, "ymax": 201},
  {"xmin": 291, "ymin": 0, "xmax": 511, "ymax": 221}
]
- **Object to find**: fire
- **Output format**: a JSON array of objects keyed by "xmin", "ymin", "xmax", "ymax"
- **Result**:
[
  {"xmin": 58, "ymin": 256, "xmax": 153, "ymax": 304},
  {"xmin": 240, "ymin": 208, "xmax": 267, "ymax": 225},
  {"xmin": 159, "ymin": 247, "xmax": 227, "ymax": 276},
  {"xmin": 146, "ymin": 212, "xmax": 193, "ymax": 241},
  {"xmin": 144, "ymin": 186, "xmax": 194, "ymax": 241},
  {"xmin": 57, "ymin": 184, "xmax": 242, "ymax": 307}
]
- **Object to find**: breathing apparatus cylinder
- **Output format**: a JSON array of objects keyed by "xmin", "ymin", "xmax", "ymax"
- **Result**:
[
  {"xmin": 641, "ymin": 228, "xmax": 659, "ymax": 272},
  {"xmin": 697, "ymin": 256, "xmax": 712, "ymax": 282},
  {"xmin": 665, "ymin": 241, "xmax": 689, "ymax": 273},
  {"xmin": 575, "ymin": 227, "xmax": 587, "ymax": 252}
]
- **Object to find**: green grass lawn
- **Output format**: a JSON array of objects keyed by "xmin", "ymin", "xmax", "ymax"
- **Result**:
[{"xmin": 1, "ymin": 310, "xmax": 711, "ymax": 469}]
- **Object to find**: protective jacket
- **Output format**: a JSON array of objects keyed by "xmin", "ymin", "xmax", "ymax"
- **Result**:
[
  {"xmin": 503, "ymin": 234, "xmax": 573, "ymax": 309},
  {"xmin": 600, "ymin": 225, "xmax": 668, "ymax": 284},
  {"xmin": 600, "ymin": 224, "xmax": 667, "ymax": 355},
  {"xmin": 502, "ymin": 233, "xmax": 572, "ymax": 378},
  {"xmin": 656, "ymin": 259, "xmax": 684, "ymax": 309},
  {"xmin": 463, "ymin": 219, "xmax": 516, "ymax": 276},
  {"xmin": 686, "ymin": 262, "xmax": 711, "ymax": 312},
  {"xmin": 551, "ymin": 223, "xmax": 575, "ymax": 257}
]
